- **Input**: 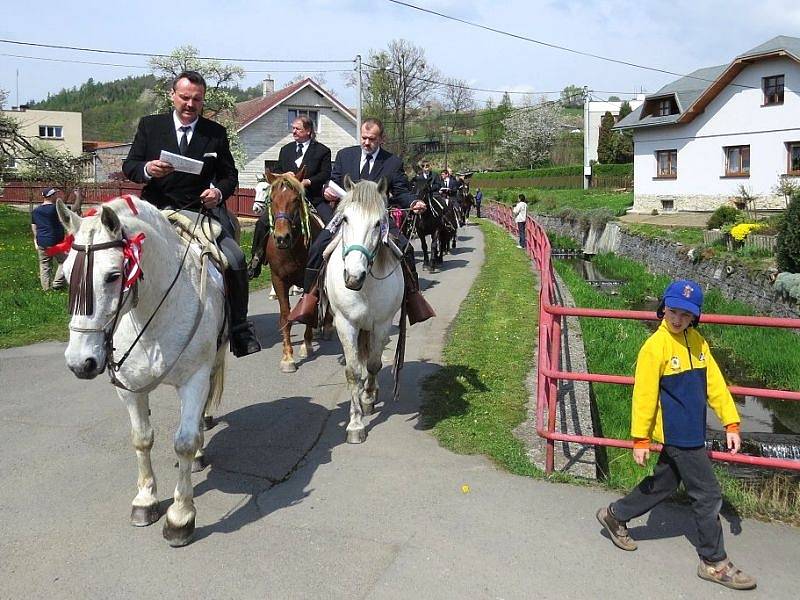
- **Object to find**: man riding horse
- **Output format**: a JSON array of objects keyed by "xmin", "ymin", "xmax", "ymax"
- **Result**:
[
  {"xmin": 288, "ymin": 118, "xmax": 435, "ymax": 326},
  {"xmin": 122, "ymin": 70, "xmax": 260, "ymax": 357}
]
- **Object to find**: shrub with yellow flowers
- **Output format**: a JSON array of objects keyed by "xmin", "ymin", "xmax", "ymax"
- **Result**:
[{"xmin": 729, "ymin": 223, "xmax": 764, "ymax": 242}]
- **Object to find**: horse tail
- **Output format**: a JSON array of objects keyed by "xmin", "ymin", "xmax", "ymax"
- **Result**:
[{"xmin": 206, "ymin": 347, "xmax": 227, "ymax": 414}]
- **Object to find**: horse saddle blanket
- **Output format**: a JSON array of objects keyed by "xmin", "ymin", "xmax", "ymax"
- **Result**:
[{"xmin": 164, "ymin": 210, "xmax": 229, "ymax": 271}]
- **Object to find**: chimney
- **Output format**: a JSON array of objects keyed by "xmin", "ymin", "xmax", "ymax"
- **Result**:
[{"xmin": 262, "ymin": 76, "xmax": 274, "ymax": 97}]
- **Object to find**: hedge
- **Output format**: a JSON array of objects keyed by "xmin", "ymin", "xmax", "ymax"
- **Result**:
[{"xmin": 472, "ymin": 163, "xmax": 632, "ymax": 181}]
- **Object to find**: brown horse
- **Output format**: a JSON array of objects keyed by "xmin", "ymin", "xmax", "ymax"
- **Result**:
[{"xmin": 263, "ymin": 168, "xmax": 324, "ymax": 372}]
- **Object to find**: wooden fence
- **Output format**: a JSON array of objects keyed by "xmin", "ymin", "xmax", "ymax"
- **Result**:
[
  {"xmin": 0, "ymin": 181, "xmax": 260, "ymax": 218},
  {"xmin": 703, "ymin": 229, "xmax": 777, "ymax": 252}
]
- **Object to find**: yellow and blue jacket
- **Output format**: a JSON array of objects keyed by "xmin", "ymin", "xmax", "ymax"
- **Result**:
[{"xmin": 631, "ymin": 321, "xmax": 740, "ymax": 448}]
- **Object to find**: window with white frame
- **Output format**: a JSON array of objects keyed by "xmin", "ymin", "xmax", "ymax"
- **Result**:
[
  {"xmin": 287, "ymin": 109, "xmax": 319, "ymax": 132},
  {"xmin": 725, "ymin": 145, "xmax": 750, "ymax": 176},
  {"xmin": 38, "ymin": 125, "xmax": 63, "ymax": 139},
  {"xmin": 656, "ymin": 149, "xmax": 677, "ymax": 177}
]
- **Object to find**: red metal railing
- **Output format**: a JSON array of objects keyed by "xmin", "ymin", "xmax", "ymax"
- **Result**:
[{"xmin": 487, "ymin": 201, "xmax": 800, "ymax": 473}]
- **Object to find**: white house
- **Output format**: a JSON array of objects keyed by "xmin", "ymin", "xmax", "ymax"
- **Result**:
[
  {"xmin": 586, "ymin": 96, "xmax": 644, "ymax": 163},
  {"xmin": 616, "ymin": 35, "xmax": 800, "ymax": 213},
  {"xmin": 234, "ymin": 77, "xmax": 357, "ymax": 187}
]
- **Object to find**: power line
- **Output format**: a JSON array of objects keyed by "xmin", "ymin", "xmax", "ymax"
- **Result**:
[
  {"xmin": 0, "ymin": 38, "xmax": 353, "ymax": 64},
  {"xmin": 385, "ymin": 0, "xmax": 757, "ymax": 90}
]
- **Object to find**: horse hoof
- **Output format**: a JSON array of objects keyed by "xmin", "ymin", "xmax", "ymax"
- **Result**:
[
  {"xmin": 130, "ymin": 504, "xmax": 160, "ymax": 527},
  {"xmin": 298, "ymin": 345, "xmax": 310, "ymax": 359},
  {"xmin": 191, "ymin": 455, "xmax": 207, "ymax": 473},
  {"xmin": 163, "ymin": 516, "xmax": 195, "ymax": 547},
  {"xmin": 280, "ymin": 360, "xmax": 297, "ymax": 373},
  {"xmin": 203, "ymin": 415, "xmax": 215, "ymax": 430},
  {"xmin": 346, "ymin": 428, "xmax": 366, "ymax": 444},
  {"xmin": 361, "ymin": 402, "xmax": 374, "ymax": 416}
]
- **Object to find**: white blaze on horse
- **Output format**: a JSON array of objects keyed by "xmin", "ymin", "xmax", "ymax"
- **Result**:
[
  {"xmin": 57, "ymin": 195, "xmax": 227, "ymax": 547},
  {"xmin": 325, "ymin": 178, "xmax": 405, "ymax": 444}
]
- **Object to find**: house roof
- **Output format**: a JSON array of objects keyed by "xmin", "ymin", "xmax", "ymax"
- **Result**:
[
  {"xmin": 234, "ymin": 78, "xmax": 356, "ymax": 132},
  {"xmin": 615, "ymin": 35, "xmax": 800, "ymax": 131},
  {"xmin": 83, "ymin": 140, "xmax": 131, "ymax": 151}
]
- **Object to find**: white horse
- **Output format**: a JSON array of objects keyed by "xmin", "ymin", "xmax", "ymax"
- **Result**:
[
  {"xmin": 325, "ymin": 179, "xmax": 404, "ymax": 444},
  {"xmin": 57, "ymin": 196, "xmax": 227, "ymax": 547}
]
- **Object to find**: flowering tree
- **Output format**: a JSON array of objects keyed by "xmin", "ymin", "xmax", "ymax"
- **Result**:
[{"xmin": 499, "ymin": 100, "xmax": 561, "ymax": 168}]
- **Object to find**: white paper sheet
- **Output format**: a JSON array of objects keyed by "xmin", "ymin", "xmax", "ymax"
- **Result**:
[
  {"xmin": 327, "ymin": 180, "xmax": 347, "ymax": 199},
  {"xmin": 160, "ymin": 150, "xmax": 204, "ymax": 175}
]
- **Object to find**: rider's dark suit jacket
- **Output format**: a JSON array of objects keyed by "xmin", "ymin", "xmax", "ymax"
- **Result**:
[
  {"xmin": 330, "ymin": 146, "xmax": 415, "ymax": 209},
  {"xmin": 276, "ymin": 139, "xmax": 331, "ymax": 206},
  {"xmin": 440, "ymin": 176, "xmax": 459, "ymax": 198},
  {"xmin": 122, "ymin": 113, "xmax": 238, "ymax": 213},
  {"xmin": 412, "ymin": 171, "xmax": 442, "ymax": 197}
]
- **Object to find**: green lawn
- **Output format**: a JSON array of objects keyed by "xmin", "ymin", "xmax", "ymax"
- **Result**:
[
  {"xmin": 489, "ymin": 188, "xmax": 633, "ymax": 217},
  {"xmin": 0, "ymin": 204, "xmax": 265, "ymax": 349},
  {"xmin": 421, "ymin": 221, "xmax": 542, "ymax": 476}
]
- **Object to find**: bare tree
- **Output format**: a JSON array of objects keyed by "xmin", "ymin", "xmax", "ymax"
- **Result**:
[
  {"xmin": 284, "ymin": 72, "xmax": 328, "ymax": 87},
  {"xmin": 148, "ymin": 45, "xmax": 247, "ymax": 167},
  {"xmin": 349, "ymin": 39, "xmax": 440, "ymax": 156},
  {"xmin": 441, "ymin": 77, "xmax": 475, "ymax": 115}
]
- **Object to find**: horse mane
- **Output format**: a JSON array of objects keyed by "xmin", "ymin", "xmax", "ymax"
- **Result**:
[
  {"xmin": 270, "ymin": 172, "xmax": 307, "ymax": 200},
  {"xmin": 339, "ymin": 180, "xmax": 386, "ymax": 220}
]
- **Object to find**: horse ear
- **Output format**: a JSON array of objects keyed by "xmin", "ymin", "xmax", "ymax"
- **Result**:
[
  {"xmin": 56, "ymin": 198, "xmax": 82, "ymax": 233},
  {"xmin": 100, "ymin": 205, "xmax": 121, "ymax": 235},
  {"xmin": 266, "ymin": 169, "xmax": 277, "ymax": 184},
  {"xmin": 296, "ymin": 165, "xmax": 306, "ymax": 181},
  {"xmin": 343, "ymin": 174, "xmax": 354, "ymax": 191},
  {"xmin": 377, "ymin": 177, "xmax": 389, "ymax": 197}
]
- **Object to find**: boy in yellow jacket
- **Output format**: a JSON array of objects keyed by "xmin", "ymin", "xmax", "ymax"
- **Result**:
[{"xmin": 596, "ymin": 279, "xmax": 756, "ymax": 590}]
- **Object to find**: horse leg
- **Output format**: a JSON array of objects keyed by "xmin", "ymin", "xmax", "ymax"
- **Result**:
[
  {"xmin": 336, "ymin": 317, "xmax": 366, "ymax": 443},
  {"xmin": 420, "ymin": 235, "xmax": 430, "ymax": 270},
  {"xmin": 122, "ymin": 391, "xmax": 160, "ymax": 527},
  {"xmin": 321, "ymin": 306, "xmax": 335, "ymax": 341},
  {"xmin": 362, "ymin": 325, "xmax": 388, "ymax": 415},
  {"xmin": 196, "ymin": 347, "xmax": 226, "ymax": 470},
  {"xmin": 275, "ymin": 279, "xmax": 296, "ymax": 373},
  {"xmin": 163, "ymin": 368, "xmax": 210, "ymax": 547},
  {"xmin": 299, "ymin": 323, "xmax": 313, "ymax": 359}
]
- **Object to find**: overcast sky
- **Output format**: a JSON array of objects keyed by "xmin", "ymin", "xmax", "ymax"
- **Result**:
[{"xmin": 1, "ymin": 0, "xmax": 798, "ymax": 110}]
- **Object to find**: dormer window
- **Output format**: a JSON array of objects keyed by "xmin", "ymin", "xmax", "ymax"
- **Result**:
[
  {"xmin": 657, "ymin": 99, "xmax": 674, "ymax": 116},
  {"xmin": 642, "ymin": 96, "xmax": 678, "ymax": 118},
  {"xmin": 763, "ymin": 75, "xmax": 784, "ymax": 106}
]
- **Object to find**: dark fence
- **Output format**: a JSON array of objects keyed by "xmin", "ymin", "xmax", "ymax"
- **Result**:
[{"xmin": 1, "ymin": 181, "xmax": 260, "ymax": 218}]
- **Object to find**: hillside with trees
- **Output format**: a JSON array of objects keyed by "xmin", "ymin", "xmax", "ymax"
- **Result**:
[{"xmin": 30, "ymin": 74, "xmax": 262, "ymax": 143}]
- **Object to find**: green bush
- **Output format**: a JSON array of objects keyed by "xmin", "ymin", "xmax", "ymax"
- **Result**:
[
  {"xmin": 706, "ymin": 205, "xmax": 742, "ymax": 230},
  {"xmin": 777, "ymin": 192, "xmax": 800, "ymax": 273},
  {"xmin": 473, "ymin": 165, "xmax": 583, "ymax": 180},
  {"xmin": 593, "ymin": 163, "xmax": 633, "ymax": 176}
]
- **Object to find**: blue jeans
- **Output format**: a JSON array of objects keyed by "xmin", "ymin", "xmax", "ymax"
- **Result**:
[{"xmin": 517, "ymin": 221, "xmax": 526, "ymax": 248}]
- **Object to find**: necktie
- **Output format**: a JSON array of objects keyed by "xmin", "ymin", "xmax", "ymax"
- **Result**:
[
  {"xmin": 179, "ymin": 126, "xmax": 190, "ymax": 155},
  {"xmin": 360, "ymin": 154, "xmax": 373, "ymax": 180},
  {"xmin": 296, "ymin": 143, "xmax": 303, "ymax": 158}
]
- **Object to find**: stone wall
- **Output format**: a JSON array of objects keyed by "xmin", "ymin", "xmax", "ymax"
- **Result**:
[
  {"xmin": 632, "ymin": 193, "xmax": 787, "ymax": 214},
  {"xmin": 534, "ymin": 215, "xmax": 800, "ymax": 319}
]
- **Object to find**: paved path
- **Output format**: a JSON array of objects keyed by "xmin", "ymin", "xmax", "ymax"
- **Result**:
[{"xmin": 1, "ymin": 224, "xmax": 798, "ymax": 599}]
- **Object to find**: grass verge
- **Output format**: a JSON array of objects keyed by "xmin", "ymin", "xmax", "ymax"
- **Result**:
[
  {"xmin": 0, "ymin": 205, "xmax": 267, "ymax": 349},
  {"xmin": 420, "ymin": 221, "xmax": 541, "ymax": 476},
  {"xmin": 489, "ymin": 188, "xmax": 633, "ymax": 216}
]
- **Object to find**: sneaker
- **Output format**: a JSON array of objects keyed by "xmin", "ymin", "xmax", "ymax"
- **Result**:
[
  {"xmin": 596, "ymin": 507, "xmax": 637, "ymax": 551},
  {"xmin": 515, "ymin": 244, "xmax": 523, "ymax": 249},
  {"xmin": 697, "ymin": 559, "xmax": 756, "ymax": 590}
]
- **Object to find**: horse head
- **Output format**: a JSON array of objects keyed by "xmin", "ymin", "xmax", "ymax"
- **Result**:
[
  {"xmin": 339, "ymin": 177, "xmax": 389, "ymax": 291},
  {"xmin": 57, "ymin": 199, "xmax": 129, "ymax": 379},
  {"xmin": 267, "ymin": 167, "xmax": 308, "ymax": 250}
]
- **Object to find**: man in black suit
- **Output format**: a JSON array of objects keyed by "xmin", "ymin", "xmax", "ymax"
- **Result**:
[
  {"xmin": 288, "ymin": 118, "xmax": 434, "ymax": 326},
  {"xmin": 248, "ymin": 115, "xmax": 331, "ymax": 279},
  {"xmin": 122, "ymin": 70, "xmax": 261, "ymax": 357},
  {"xmin": 411, "ymin": 161, "xmax": 441, "ymax": 200},
  {"xmin": 439, "ymin": 168, "xmax": 459, "ymax": 199}
]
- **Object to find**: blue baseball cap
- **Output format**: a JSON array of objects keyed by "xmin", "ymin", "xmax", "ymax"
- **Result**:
[
  {"xmin": 41, "ymin": 187, "xmax": 57, "ymax": 198},
  {"xmin": 663, "ymin": 279, "xmax": 703, "ymax": 317}
]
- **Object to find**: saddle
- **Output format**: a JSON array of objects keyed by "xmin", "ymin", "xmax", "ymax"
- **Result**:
[{"xmin": 164, "ymin": 210, "xmax": 229, "ymax": 271}]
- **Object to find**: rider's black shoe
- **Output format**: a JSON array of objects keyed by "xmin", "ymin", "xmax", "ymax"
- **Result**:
[
  {"xmin": 247, "ymin": 256, "xmax": 262, "ymax": 280},
  {"xmin": 230, "ymin": 322, "xmax": 261, "ymax": 357}
]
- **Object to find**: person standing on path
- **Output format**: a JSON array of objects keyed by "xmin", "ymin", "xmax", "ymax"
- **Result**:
[
  {"xmin": 596, "ymin": 279, "xmax": 756, "ymax": 591},
  {"xmin": 512, "ymin": 193, "xmax": 527, "ymax": 248},
  {"xmin": 31, "ymin": 187, "xmax": 67, "ymax": 291},
  {"xmin": 474, "ymin": 187, "xmax": 483, "ymax": 218}
]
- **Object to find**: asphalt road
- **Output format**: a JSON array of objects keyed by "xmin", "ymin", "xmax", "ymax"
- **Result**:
[{"xmin": 2, "ymin": 224, "xmax": 799, "ymax": 600}]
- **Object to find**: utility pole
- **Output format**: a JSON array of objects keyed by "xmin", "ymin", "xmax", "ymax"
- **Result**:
[
  {"xmin": 355, "ymin": 55, "xmax": 363, "ymax": 139},
  {"xmin": 583, "ymin": 86, "xmax": 590, "ymax": 190}
]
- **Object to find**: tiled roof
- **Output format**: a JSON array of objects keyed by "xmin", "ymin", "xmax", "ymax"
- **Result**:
[{"xmin": 234, "ymin": 78, "xmax": 355, "ymax": 131}]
